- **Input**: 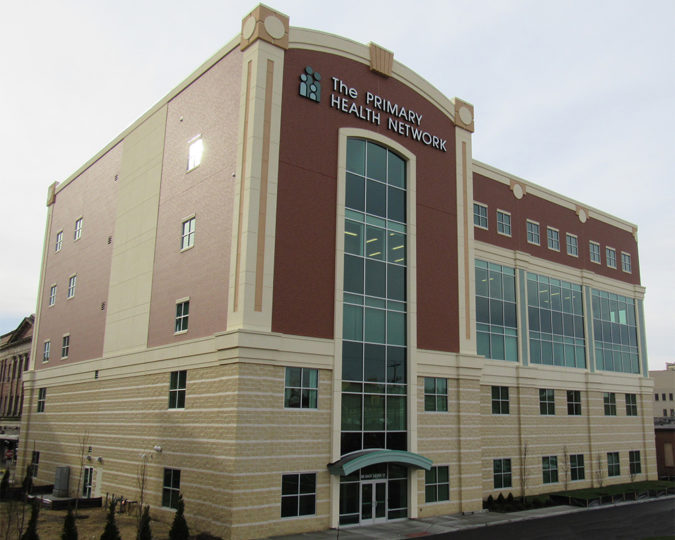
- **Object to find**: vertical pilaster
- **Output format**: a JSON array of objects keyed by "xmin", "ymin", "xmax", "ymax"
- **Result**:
[
  {"xmin": 228, "ymin": 6, "xmax": 288, "ymax": 332},
  {"xmin": 454, "ymin": 98, "xmax": 476, "ymax": 356},
  {"xmin": 518, "ymin": 269, "xmax": 529, "ymax": 366}
]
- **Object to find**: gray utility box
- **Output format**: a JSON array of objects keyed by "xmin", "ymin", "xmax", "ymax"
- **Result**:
[{"xmin": 54, "ymin": 466, "xmax": 70, "ymax": 497}]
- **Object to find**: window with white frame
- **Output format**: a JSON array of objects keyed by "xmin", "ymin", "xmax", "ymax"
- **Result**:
[
  {"xmin": 169, "ymin": 370, "xmax": 187, "ymax": 409},
  {"xmin": 621, "ymin": 252, "xmax": 632, "ymax": 273},
  {"xmin": 493, "ymin": 458, "xmax": 512, "ymax": 489},
  {"xmin": 187, "ymin": 136, "xmax": 204, "ymax": 171},
  {"xmin": 175, "ymin": 300, "xmax": 189, "ymax": 333},
  {"xmin": 162, "ymin": 468, "xmax": 181, "ymax": 509},
  {"xmin": 473, "ymin": 203, "xmax": 488, "ymax": 229},
  {"xmin": 491, "ymin": 386, "xmax": 509, "ymax": 414},
  {"xmin": 74, "ymin": 218, "xmax": 83, "ymax": 240},
  {"xmin": 589, "ymin": 241, "xmax": 601, "ymax": 264},
  {"xmin": 43, "ymin": 341, "xmax": 50, "ymax": 362},
  {"xmin": 526, "ymin": 220, "xmax": 540, "ymax": 245},
  {"xmin": 570, "ymin": 454, "xmax": 585, "ymax": 481},
  {"xmin": 566, "ymin": 233, "xmax": 578, "ymax": 257},
  {"xmin": 625, "ymin": 393, "xmax": 638, "ymax": 416},
  {"xmin": 55, "ymin": 230, "xmax": 63, "ymax": 252},
  {"xmin": 497, "ymin": 210, "xmax": 511, "ymax": 236},
  {"xmin": 281, "ymin": 473, "xmax": 316, "ymax": 518},
  {"xmin": 37, "ymin": 388, "xmax": 46, "ymax": 413},
  {"xmin": 606, "ymin": 247, "xmax": 617, "ymax": 269},
  {"xmin": 61, "ymin": 335, "xmax": 70, "ymax": 359},
  {"xmin": 425, "ymin": 466, "xmax": 450, "ymax": 503},
  {"xmin": 567, "ymin": 390, "xmax": 582, "ymax": 415},
  {"xmin": 284, "ymin": 367, "xmax": 318, "ymax": 409},
  {"xmin": 49, "ymin": 285, "xmax": 56, "ymax": 306},
  {"xmin": 31, "ymin": 451, "xmax": 40, "ymax": 478},
  {"xmin": 547, "ymin": 227, "xmax": 560, "ymax": 251},
  {"xmin": 67, "ymin": 275, "xmax": 77, "ymax": 298},
  {"xmin": 181, "ymin": 217, "xmax": 195, "ymax": 250},
  {"xmin": 542, "ymin": 456, "xmax": 558, "ymax": 484},
  {"xmin": 629, "ymin": 450, "xmax": 641, "ymax": 475},
  {"xmin": 539, "ymin": 388, "xmax": 555, "ymax": 415},
  {"xmin": 424, "ymin": 377, "xmax": 448, "ymax": 412},
  {"xmin": 604, "ymin": 392, "xmax": 617, "ymax": 415},
  {"xmin": 607, "ymin": 452, "xmax": 620, "ymax": 476}
]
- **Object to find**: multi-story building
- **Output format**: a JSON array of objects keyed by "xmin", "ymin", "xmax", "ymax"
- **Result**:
[
  {"xmin": 0, "ymin": 315, "xmax": 33, "ymax": 462},
  {"xmin": 20, "ymin": 5, "xmax": 656, "ymax": 538},
  {"xmin": 650, "ymin": 363, "xmax": 675, "ymax": 478}
]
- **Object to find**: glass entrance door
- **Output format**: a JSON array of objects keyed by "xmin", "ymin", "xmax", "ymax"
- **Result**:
[
  {"xmin": 82, "ymin": 466, "xmax": 93, "ymax": 498},
  {"xmin": 360, "ymin": 481, "xmax": 387, "ymax": 524}
]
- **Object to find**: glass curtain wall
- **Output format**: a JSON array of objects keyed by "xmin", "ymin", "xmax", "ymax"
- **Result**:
[
  {"xmin": 340, "ymin": 138, "xmax": 408, "ymax": 524},
  {"xmin": 592, "ymin": 289, "xmax": 639, "ymax": 373}
]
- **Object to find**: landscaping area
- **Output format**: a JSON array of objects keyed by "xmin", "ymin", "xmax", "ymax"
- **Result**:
[{"xmin": 484, "ymin": 480, "xmax": 675, "ymax": 513}]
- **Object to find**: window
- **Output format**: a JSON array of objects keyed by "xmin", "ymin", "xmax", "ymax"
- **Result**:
[
  {"xmin": 567, "ymin": 390, "xmax": 582, "ymax": 416},
  {"xmin": 181, "ymin": 217, "xmax": 195, "ymax": 250},
  {"xmin": 664, "ymin": 409, "xmax": 668, "ymax": 416},
  {"xmin": 491, "ymin": 386, "xmax": 509, "ymax": 415},
  {"xmin": 527, "ymin": 272, "xmax": 585, "ymax": 368},
  {"xmin": 621, "ymin": 252, "xmax": 632, "ymax": 273},
  {"xmin": 37, "ymin": 388, "xmax": 46, "ymax": 413},
  {"xmin": 175, "ymin": 300, "xmax": 189, "ymax": 333},
  {"xmin": 55, "ymin": 230, "xmax": 63, "ymax": 252},
  {"xmin": 281, "ymin": 473, "xmax": 316, "ymax": 518},
  {"xmin": 664, "ymin": 393, "xmax": 667, "ymax": 401},
  {"xmin": 67, "ymin": 275, "xmax": 77, "ymax": 298},
  {"xmin": 497, "ymin": 210, "xmax": 511, "ymax": 236},
  {"xmin": 43, "ymin": 341, "xmax": 50, "ymax": 362},
  {"xmin": 31, "ymin": 451, "xmax": 40, "ymax": 478},
  {"xmin": 162, "ymin": 468, "xmax": 181, "ymax": 509},
  {"xmin": 526, "ymin": 220, "xmax": 540, "ymax": 245},
  {"xmin": 61, "ymin": 335, "xmax": 70, "ymax": 359},
  {"xmin": 187, "ymin": 136, "xmax": 204, "ymax": 171},
  {"xmin": 169, "ymin": 370, "xmax": 187, "ymax": 409},
  {"xmin": 74, "ymin": 217, "xmax": 83, "ymax": 240},
  {"xmin": 473, "ymin": 203, "xmax": 488, "ymax": 229},
  {"xmin": 49, "ymin": 285, "xmax": 56, "ymax": 306},
  {"xmin": 539, "ymin": 389, "xmax": 555, "ymax": 415},
  {"xmin": 625, "ymin": 393, "xmax": 638, "ymax": 416},
  {"xmin": 671, "ymin": 393, "xmax": 674, "ymax": 401},
  {"xmin": 606, "ymin": 247, "xmax": 617, "ymax": 269},
  {"xmin": 493, "ymin": 458, "xmax": 512, "ymax": 489},
  {"xmin": 425, "ymin": 466, "xmax": 450, "ymax": 502},
  {"xmin": 570, "ymin": 454, "xmax": 585, "ymax": 481},
  {"xmin": 603, "ymin": 392, "xmax": 616, "ymax": 415},
  {"xmin": 424, "ymin": 377, "xmax": 448, "ymax": 412},
  {"xmin": 542, "ymin": 456, "xmax": 558, "ymax": 484},
  {"xmin": 591, "ymin": 289, "xmax": 639, "ymax": 374},
  {"xmin": 284, "ymin": 367, "xmax": 318, "ymax": 408},
  {"xmin": 547, "ymin": 227, "xmax": 560, "ymax": 251},
  {"xmin": 475, "ymin": 260, "xmax": 518, "ymax": 362},
  {"xmin": 566, "ymin": 233, "xmax": 578, "ymax": 257},
  {"xmin": 655, "ymin": 393, "xmax": 659, "ymax": 401},
  {"xmin": 607, "ymin": 452, "xmax": 620, "ymax": 477},
  {"xmin": 629, "ymin": 450, "xmax": 641, "ymax": 475},
  {"xmin": 589, "ymin": 241, "xmax": 601, "ymax": 264}
]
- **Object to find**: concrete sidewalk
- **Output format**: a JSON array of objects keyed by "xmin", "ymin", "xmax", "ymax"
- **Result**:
[{"xmin": 267, "ymin": 496, "xmax": 675, "ymax": 539}]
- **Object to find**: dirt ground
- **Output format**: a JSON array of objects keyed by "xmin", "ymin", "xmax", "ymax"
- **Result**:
[{"xmin": 0, "ymin": 502, "xmax": 172, "ymax": 539}]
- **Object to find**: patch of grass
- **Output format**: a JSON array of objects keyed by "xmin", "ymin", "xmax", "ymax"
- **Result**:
[{"xmin": 553, "ymin": 480, "xmax": 675, "ymax": 500}]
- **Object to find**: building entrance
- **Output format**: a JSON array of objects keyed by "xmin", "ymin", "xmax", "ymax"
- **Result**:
[{"xmin": 360, "ymin": 480, "xmax": 387, "ymax": 524}]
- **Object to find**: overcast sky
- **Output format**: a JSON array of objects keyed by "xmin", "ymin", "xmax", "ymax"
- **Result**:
[{"xmin": 1, "ymin": 0, "xmax": 672, "ymax": 370}]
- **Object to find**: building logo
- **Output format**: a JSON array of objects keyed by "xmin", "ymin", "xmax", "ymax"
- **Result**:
[{"xmin": 299, "ymin": 66, "xmax": 321, "ymax": 102}]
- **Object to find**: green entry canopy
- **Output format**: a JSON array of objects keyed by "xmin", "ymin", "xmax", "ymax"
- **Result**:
[{"xmin": 327, "ymin": 449, "xmax": 433, "ymax": 476}]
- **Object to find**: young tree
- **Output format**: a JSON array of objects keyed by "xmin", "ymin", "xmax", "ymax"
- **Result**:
[
  {"xmin": 136, "ymin": 454, "xmax": 149, "ymax": 532},
  {"xmin": 61, "ymin": 506, "xmax": 78, "ymax": 540},
  {"xmin": 561, "ymin": 446, "xmax": 570, "ymax": 492},
  {"xmin": 594, "ymin": 453, "xmax": 605, "ymax": 488},
  {"xmin": 74, "ymin": 433, "xmax": 90, "ymax": 517},
  {"xmin": 19, "ymin": 500, "xmax": 39, "ymax": 540},
  {"xmin": 169, "ymin": 493, "xmax": 189, "ymax": 540},
  {"xmin": 136, "ymin": 505, "xmax": 152, "ymax": 540},
  {"xmin": 100, "ymin": 500, "xmax": 121, "ymax": 540}
]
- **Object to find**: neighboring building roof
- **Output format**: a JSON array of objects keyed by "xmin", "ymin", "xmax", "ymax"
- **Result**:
[{"xmin": 0, "ymin": 315, "xmax": 34, "ymax": 351}]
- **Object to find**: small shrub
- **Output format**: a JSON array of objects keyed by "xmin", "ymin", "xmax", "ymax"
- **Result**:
[
  {"xmin": 485, "ymin": 494, "xmax": 495, "ymax": 510},
  {"xmin": 61, "ymin": 506, "xmax": 78, "ymax": 540},
  {"xmin": 506, "ymin": 492, "xmax": 514, "ymax": 504},
  {"xmin": 136, "ymin": 505, "xmax": 151, "ymax": 540},
  {"xmin": 169, "ymin": 493, "xmax": 189, "ymax": 540},
  {"xmin": 100, "ymin": 500, "xmax": 121, "ymax": 540},
  {"xmin": 496, "ymin": 493, "xmax": 505, "ymax": 505}
]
